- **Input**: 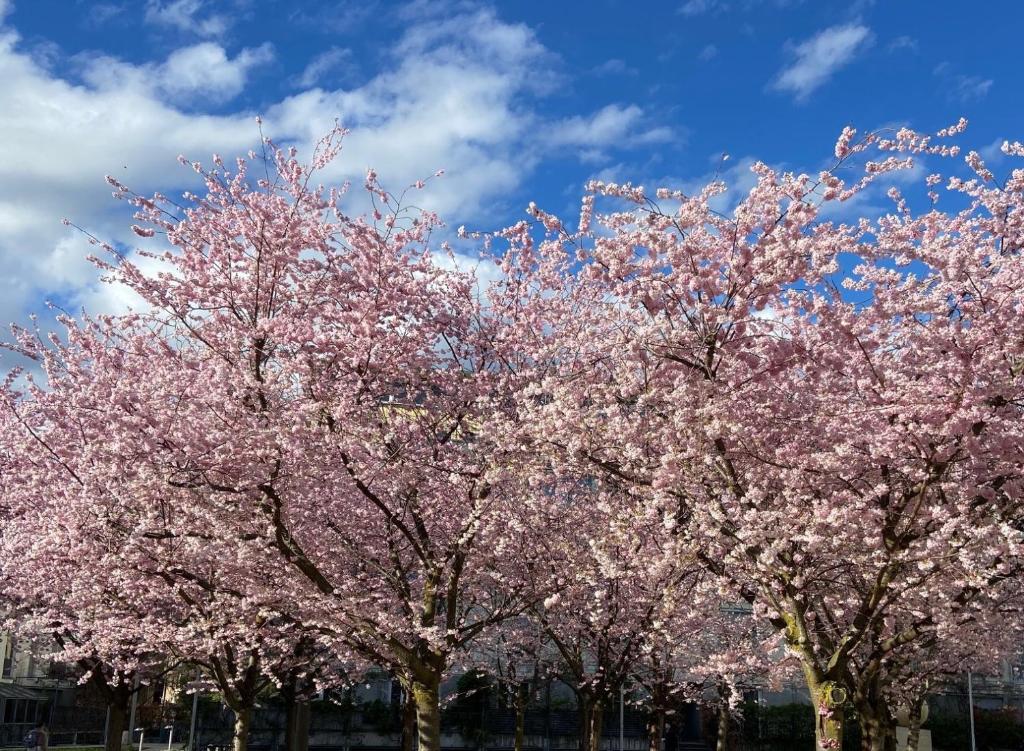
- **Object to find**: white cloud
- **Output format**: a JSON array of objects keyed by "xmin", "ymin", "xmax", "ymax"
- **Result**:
[
  {"xmin": 592, "ymin": 58, "xmax": 636, "ymax": 76},
  {"xmin": 933, "ymin": 62, "xmax": 994, "ymax": 104},
  {"xmin": 391, "ymin": 5, "xmax": 555, "ymax": 92},
  {"xmin": 85, "ymin": 3, "xmax": 127, "ymax": 27},
  {"xmin": 0, "ymin": 0, "xmax": 11, "ymax": 24},
  {"xmin": 887, "ymin": 35, "xmax": 917, "ymax": 53},
  {"xmin": 951, "ymin": 75, "xmax": 993, "ymax": 102},
  {"xmin": 679, "ymin": 0, "xmax": 804, "ymax": 14},
  {"xmin": 678, "ymin": 0, "xmax": 716, "ymax": 14},
  {"xmin": 294, "ymin": 47, "xmax": 353, "ymax": 89},
  {"xmin": 0, "ymin": 29, "xmax": 259, "ymax": 321},
  {"xmin": 0, "ymin": 3, "xmax": 673, "ymax": 323},
  {"xmin": 284, "ymin": 3, "xmax": 380, "ymax": 36},
  {"xmin": 547, "ymin": 105, "xmax": 673, "ymax": 151},
  {"xmin": 948, "ymin": 74, "xmax": 993, "ymax": 103},
  {"xmin": 161, "ymin": 42, "xmax": 273, "ymax": 98},
  {"xmin": 698, "ymin": 44, "xmax": 718, "ymax": 61},
  {"xmin": 979, "ymin": 137, "xmax": 1007, "ymax": 165},
  {"xmin": 143, "ymin": 0, "xmax": 228, "ymax": 38},
  {"xmin": 78, "ymin": 42, "xmax": 274, "ymax": 101},
  {"xmin": 772, "ymin": 23, "xmax": 872, "ymax": 101}
]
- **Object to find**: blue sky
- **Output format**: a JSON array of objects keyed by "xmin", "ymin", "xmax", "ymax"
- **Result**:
[{"xmin": 0, "ymin": 0, "xmax": 1020, "ymax": 322}]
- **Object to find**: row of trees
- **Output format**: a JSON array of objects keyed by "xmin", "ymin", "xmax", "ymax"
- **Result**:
[{"xmin": 0, "ymin": 120, "xmax": 1021, "ymax": 751}]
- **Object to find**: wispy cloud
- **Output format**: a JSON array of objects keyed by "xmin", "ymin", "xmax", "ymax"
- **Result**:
[
  {"xmin": 697, "ymin": 44, "xmax": 718, "ymax": 61},
  {"xmin": 887, "ymin": 35, "xmax": 917, "ymax": 53},
  {"xmin": 285, "ymin": 2, "xmax": 381, "ymax": 36},
  {"xmin": 772, "ymin": 23, "xmax": 872, "ymax": 101},
  {"xmin": 143, "ymin": 0, "xmax": 229, "ymax": 38},
  {"xmin": 934, "ymin": 63, "xmax": 993, "ymax": 104},
  {"xmin": 547, "ymin": 104, "xmax": 674, "ymax": 157},
  {"xmin": 294, "ymin": 47, "xmax": 353, "ymax": 88},
  {"xmin": 950, "ymin": 74, "xmax": 993, "ymax": 102},
  {"xmin": 592, "ymin": 58, "xmax": 636, "ymax": 77},
  {"xmin": 678, "ymin": 0, "xmax": 717, "ymax": 14},
  {"xmin": 83, "ymin": 2, "xmax": 127, "ymax": 27},
  {"xmin": 678, "ymin": 0, "xmax": 804, "ymax": 15}
]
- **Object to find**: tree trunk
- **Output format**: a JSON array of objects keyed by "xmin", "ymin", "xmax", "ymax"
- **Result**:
[
  {"xmin": 514, "ymin": 684, "xmax": 527, "ymax": 751},
  {"xmin": 401, "ymin": 688, "xmax": 417, "ymax": 751},
  {"xmin": 904, "ymin": 693, "xmax": 925, "ymax": 751},
  {"xmin": 906, "ymin": 718, "xmax": 921, "ymax": 751},
  {"xmin": 859, "ymin": 721, "xmax": 896, "ymax": 751},
  {"xmin": 578, "ymin": 695, "xmax": 604, "ymax": 751},
  {"xmin": 105, "ymin": 695, "xmax": 129, "ymax": 751},
  {"xmin": 903, "ymin": 705, "xmax": 924, "ymax": 751},
  {"xmin": 590, "ymin": 705, "xmax": 604, "ymax": 751},
  {"xmin": 646, "ymin": 709, "xmax": 664, "ymax": 751},
  {"xmin": 715, "ymin": 701, "xmax": 729, "ymax": 751},
  {"xmin": 412, "ymin": 675, "xmax": 442, "ymax": 751},
  {"xmin": 856, "ymin": 698, "xmax": 896, "ymax": 751},
  {"xmin": 808, "ymin": 680, "xmax": 843, "ymax": 751},
  {"xmin": 233, "ymin": 707, "xmax": 252, "ymax": 751},
  {"xmin": 282, "ymin": 681, "xmax": 295, "ymax": 751},
  {"xmin": 285, "ymin": 698, "xmax": 310, "ymax": 751}
]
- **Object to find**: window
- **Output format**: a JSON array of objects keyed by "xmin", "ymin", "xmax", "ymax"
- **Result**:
[{"xmin": 2, "ymin": 637, "xmax": 13, "ymax": 679}]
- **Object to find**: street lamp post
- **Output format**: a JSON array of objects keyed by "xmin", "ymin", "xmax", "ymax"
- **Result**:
[
  {"xmin": 127, "ymin": 675, "xmax": 141, "ymax": 748},
  {"xmin": 188, "ymin": 671, "xmax": 201, "ymax": 751},
  {"xmin": 619, "ymin": 686, "xmax": 625, "ymax": 751},
  {"xmin": 967, "ymin": 671, "xmax": 977, "ymax": 751}
]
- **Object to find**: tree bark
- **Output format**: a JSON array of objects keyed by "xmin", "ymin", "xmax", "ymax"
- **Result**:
[
  {"xmin": 412, "ymin": 675, "xmax": 442, "ymax": 751},
  {"xmin": 904, "ymin": 694, "xmax": 925, "ymax": 751},
  {"xmin": 285, "ymin": 698, "xmax": 310, "ymax": 751},
  {"xmin": 105, "ymin": 693, "xmax": 129, "ymax": 751},
  {"xmin": 232, "ymin": 707, "xmax": 252, "ymax": 751},
  {"xmin": 401, "ymin": 687, "xmax": 417, "ymax": 751},
  {"xmin": 578, "ymin": 695, "xmax": 604, "ymax": 751},
  {"xmin": 646, "ymin": 709, "xmax": 664, "ymax": 751},
  {"xmin": 715, "ymin": 700, "xmax": 729, "ymax": 751},
  {"xmin": 514, "ymin": 683, "xmax": 527, "ymax": 751},
  {"xmin": 854, "ymin": 692, "xmax": 896, "ymax": 751},
  {"xmin": 282, "ymin": 681, "xmax": 296, "ymax": 751},
  {"xmin": 87, "ymin": 668, "xmax": 133, "ymax": 751},
  {"xmin": 906, "ymin": 720, "xmax": 921, "ymax": 751},
  {"xmin": 808, "ymin": 680, "xmax": 843, "ymax": 751},
  {"xmin": 590, "ymin": 704, "xmax": 604, "ymax": 751},
  {"xmin": 860, "ymin": 721, "xmax": 896, "ymax": 751}
]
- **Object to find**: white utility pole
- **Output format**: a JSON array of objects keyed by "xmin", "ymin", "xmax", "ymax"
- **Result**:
[
  {"xmin": 967, "ymin": 671, "xmax": 977, "ymax": 751},
  {"xmin": 188, "ymin": 670, "xmax": 201, "ymax": 751},
  {"xmin": 619, "ymin": 686, "xmax": 625, "ymax": 751}
]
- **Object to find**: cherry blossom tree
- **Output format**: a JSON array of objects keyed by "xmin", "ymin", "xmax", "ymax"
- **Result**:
[
  {"xmin": 629, "ymin": 601, "xmax": 779, "ymax": 751},
  {"xmin": 0, "ymin": 128, "xmax": 555, "ymax": 751},
  {"xmin": 467, "ymin": 619, "xmax": 553, "ymax": 751},
  {"xmin": 5, "ymin": 111, "xmax": 1024, "ymax": 751},
  {"xmin": 0, "ymin": 393, "xmax": 167, "ymax": 751},
  {"xmin": 486, "ymin": 120, "xmax": 1024, "ymax": 751},
  {"xmin": 0, "ymin": 369, "xmax": 354, "ymax": 751},
  {"xmin": 519, "ymin": 478, "xmax": 706, "ymax": 751}
]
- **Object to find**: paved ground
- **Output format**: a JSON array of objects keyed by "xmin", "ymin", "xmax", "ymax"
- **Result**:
[{"xmin": 1, "ymin": 745, "xmax": 189, "ymax": 751}]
